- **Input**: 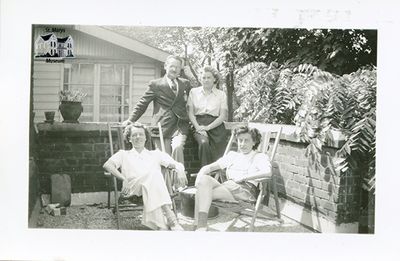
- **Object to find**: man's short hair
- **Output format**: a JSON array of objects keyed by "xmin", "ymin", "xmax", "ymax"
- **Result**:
[{"xmin": 165, "ymin": 55, "xmax": 184, "ymax": 66}]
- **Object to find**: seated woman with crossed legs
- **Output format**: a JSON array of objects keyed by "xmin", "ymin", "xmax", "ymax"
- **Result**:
[
  {"xmin": 103, "ymin": 122, "xmax": 187, "ymax": 231},
  {"xmin": 187, "ymin": 65, "xmax": 228, "ymax": 167},
  {"xmin": 193, "ymin": 126, "xmax": 272, "ymax": 231}
]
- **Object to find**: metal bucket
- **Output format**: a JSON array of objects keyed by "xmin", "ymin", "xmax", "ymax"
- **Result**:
[{"xmin": 180, "ymin": 187, "xmax": 219, "ymax": 219}]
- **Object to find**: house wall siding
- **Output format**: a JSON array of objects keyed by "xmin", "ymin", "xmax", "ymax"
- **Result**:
[
  {"xmin": 33, "ymin": 26, "xmax": 155, "ymax": 61},
  {"xmin": 130, "ymin": 62, "xmax": 157, "ymax": 125},
  {"xmin": 32, "ymin": 25, "xmax": 165, "ymax": 124},
  {"xmin": 32, "ymin": 60, "xmax": 159, "ymax": 124},
  {"xmin": 33, "ymin": 62, "xmax": 63, "ymax": 122}
]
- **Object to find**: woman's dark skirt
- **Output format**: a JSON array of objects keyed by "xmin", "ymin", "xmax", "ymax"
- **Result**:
[{"xmin": 194, "ymin": 114, "xmax": 228, "ymax": 167}]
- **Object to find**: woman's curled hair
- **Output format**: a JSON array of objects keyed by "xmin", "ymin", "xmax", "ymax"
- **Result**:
[
  {"xmin": 123, "ymin": 121, "xmax": 149, "ymax": 143},
  {"xmin": 202, "ymin": 65, "xmax": 221, "ymax": 86},
  {"xmin": 234, "ymin": 126, "xmax": 262, "ymax": 150}
]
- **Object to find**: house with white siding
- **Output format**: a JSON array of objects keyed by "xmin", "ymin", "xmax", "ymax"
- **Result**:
[
  {"xmin": 35, "ymin": 33, "xmax": 58, "ymax": 57},
  {"xmin": 31, "ymin": 24, "xmax": 170, "ymax": 124},
  {"xmin": 57, "ymin": 35, "xmax": 74, "ymax": 57}
]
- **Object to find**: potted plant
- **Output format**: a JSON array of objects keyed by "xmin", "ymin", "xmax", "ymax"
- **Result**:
[
  {"xmin": 59, "ymin": 90, "xmax": 87, "ymax": 123},
  {"xmin": 44, "ymin": 111, "xmax": 56, "ymax": 123}
]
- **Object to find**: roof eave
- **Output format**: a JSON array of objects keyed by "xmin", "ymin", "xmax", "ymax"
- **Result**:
[{"xmin": 74, "ymin": 25, "xmax": 170, "ymax": 63}]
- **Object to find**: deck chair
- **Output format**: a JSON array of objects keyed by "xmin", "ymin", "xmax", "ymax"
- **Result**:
[
  {"xmin": 211, "ymin": 122, "xmax": 283, "ymax": 232},
  {"xmin": 104, "ymin": 122, "xmax": 179, "ymax": 229}
]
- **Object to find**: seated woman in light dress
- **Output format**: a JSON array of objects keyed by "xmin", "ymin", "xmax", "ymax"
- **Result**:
[
  {"xmin": 193, "ymin": 126, "xmax": 272, "ymax": 231},
  {"xmin": 103, "ymin": 122, "xmax": 187, "ymax": 231},
  {"xmin": 187, "ymin": 65, "xmax": 228, "ymax": 166}
]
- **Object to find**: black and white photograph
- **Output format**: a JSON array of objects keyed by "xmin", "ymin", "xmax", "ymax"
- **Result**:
[
  {"xmin": 1, "ymin": 0, "xmax": 400, "ymax": 260},
  {"xmin": 28, "ymin": 23, "xmax": 376, "ymax": 233}
]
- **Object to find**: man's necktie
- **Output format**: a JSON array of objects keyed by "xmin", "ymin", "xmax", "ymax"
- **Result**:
[{"xmin": 171, "ymin": 80, "xmax": 177, "ymax": 94}]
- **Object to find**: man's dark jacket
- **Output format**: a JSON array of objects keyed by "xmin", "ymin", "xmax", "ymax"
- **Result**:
[{"xmin": 129, "ymin": 76, "xmax": 191, "ymax": 138}]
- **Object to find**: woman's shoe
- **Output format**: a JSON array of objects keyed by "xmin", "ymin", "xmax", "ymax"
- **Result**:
[
  {"xmin": 164, "ymin": 208, "xmax": 184, "ymax": 231},
  {"xmin": 169, "ymin": 221, "xmax": 185, "ymax": 231},
  {"xmin": 195, "ymin": 227, "xmax": 207, "ymax": 232}
]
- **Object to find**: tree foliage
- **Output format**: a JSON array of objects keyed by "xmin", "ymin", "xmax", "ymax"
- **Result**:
[
  {"xmin": 106, "ymin": 26, "xmax": 376, "ymax": 77},
  {"xmin": 222, "ymin": 28, "xmax": 377, "ymax": 75},
  {"xmin": 234, "ymin": 62, "xmax": 297, "ymax": 124}
]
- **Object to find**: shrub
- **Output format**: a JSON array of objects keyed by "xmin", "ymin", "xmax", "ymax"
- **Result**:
[{"xmin": 234, "ymin": 62, "xmax": 376, "ymax": 194}]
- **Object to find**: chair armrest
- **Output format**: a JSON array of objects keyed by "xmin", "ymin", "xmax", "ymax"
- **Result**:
[
  {"xmin": 247, "ymin": 175, "xmax": 273, "ymax": 183},
  {"xmin": 104, "ymin": 168, "xmax": 123, "ymax": 178},
  {"xmin": 189, "ymin": 170, "xmax": 220, "ymax": 178}
]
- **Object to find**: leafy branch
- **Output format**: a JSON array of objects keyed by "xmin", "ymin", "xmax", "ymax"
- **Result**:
[{"xmin": 234, "ymin": 62, "xmax": 376, "ymax": 194}]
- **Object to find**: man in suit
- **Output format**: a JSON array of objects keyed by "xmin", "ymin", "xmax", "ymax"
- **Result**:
[{"xmin": 123, "ymin": 55, "xmax": 191, "ymax": 164}]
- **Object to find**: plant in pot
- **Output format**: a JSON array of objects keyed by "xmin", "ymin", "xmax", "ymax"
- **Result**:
[
  {"xmin": 59, "ymin": 90, "xmax": 87, "ymax": 123},
  {"xmin": 44, "ymin": 111, "xmax": 56, "ymax": 123}
]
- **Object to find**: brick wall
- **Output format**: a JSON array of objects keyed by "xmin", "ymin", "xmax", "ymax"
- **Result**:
[
  {"xmin": 36, "ymin": 122, "xmax": 203, "ymax": 194},
  {"xmin": 183, "ymin": 133, "xmax": 201, "ymax": 182},
  {"xmin": 35, "ymin": 122, "xmax": 361, "ymax": 227},
  {"xmin": 36, "ymin": 123, "xmax": 111, "ymax": 193},
  {"xmin": 265, "ymin": 128, "xmax": 360, "ymax": 225}
]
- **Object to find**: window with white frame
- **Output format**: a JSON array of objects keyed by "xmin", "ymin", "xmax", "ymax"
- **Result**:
[
  {"xmin": 99, "ymin": 64, "xmax": 130, "ymax": 122},
  {"xmin": 63, "ymin": 63, "xmax": 131, "ymax": 122}
]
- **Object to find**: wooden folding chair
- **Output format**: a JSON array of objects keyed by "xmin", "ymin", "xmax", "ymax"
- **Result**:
[
  {"xmin": 211, "ymin": 122, "xmax": 283, "ymax": 232},
  {"xmin": 104, "ymin": 122, "xmax": 178, "ymax": 229}
]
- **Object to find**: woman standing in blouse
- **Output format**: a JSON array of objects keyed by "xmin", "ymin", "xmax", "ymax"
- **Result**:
[{"xmin": 187, "ymin": 66, "xmax": 228, "ymax": 166}]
